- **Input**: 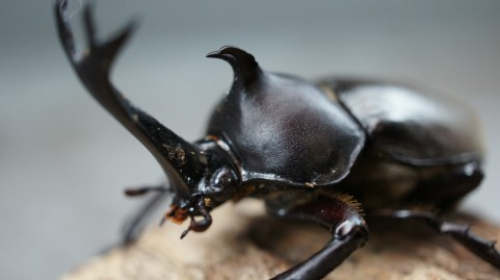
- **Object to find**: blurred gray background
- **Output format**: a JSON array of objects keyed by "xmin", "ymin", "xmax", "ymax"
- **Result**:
[{"xmin": 1, "ymin": 0, "xmax": 499, "ymax": 279}]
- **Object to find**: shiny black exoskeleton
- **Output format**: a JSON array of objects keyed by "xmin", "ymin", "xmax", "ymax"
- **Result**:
[{"xmin": 55, "ymin": 1, "xmax": 500, "ymax": 279}]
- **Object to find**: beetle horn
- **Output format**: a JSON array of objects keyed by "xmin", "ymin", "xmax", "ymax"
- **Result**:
[
  {"xmin": 55, "ymin": 0, "xmax": 204, "ymax": 199},
  {"xmin": 206, "ymin": 46, "xmax": 263, "ymax": 89}
]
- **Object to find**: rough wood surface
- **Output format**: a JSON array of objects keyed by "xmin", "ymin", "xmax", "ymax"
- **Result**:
[{"xmin": 60, "ymin": 201, "xmax": 500, "ymax": 280}]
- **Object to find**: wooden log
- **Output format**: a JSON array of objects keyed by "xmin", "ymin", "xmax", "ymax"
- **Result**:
[{"xmin": 60, "ymin": 201, "xmax": 500, "ymax": 280}]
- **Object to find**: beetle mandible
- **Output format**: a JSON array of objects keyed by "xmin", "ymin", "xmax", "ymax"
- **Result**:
[{"xmin": 55, "ymin": 1, "xmax": 500, "ymax": 279}]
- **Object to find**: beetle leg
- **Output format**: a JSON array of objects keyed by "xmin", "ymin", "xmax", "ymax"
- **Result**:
[
  {"xmin": 269, "ymin": 194, "xmax": 368, "ymax": 280},
  {"xmin": 370, "ymin": 209, "xmax": 500, "ymax": 270},
  {"xmin": 124, "ymin": 185, "xmax": 169, "ymax": 196},
  {"xmin": 122, "ymin": 185, "xmax": 171, "ymax": 245}
]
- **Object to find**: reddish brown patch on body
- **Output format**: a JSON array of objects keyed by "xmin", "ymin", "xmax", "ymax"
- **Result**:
[{"xmin": 166, "ymin": 206, "xmax": 188, "ymax": 224}]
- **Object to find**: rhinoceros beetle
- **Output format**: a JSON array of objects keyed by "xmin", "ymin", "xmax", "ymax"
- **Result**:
[{"xmin": 55, "ymin": 1, "xmax": 500, "ymax": 279}]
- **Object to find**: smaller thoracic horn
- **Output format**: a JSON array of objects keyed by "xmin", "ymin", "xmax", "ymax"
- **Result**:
[
  {"xmin": 207, "ymin": 46, "xmax": 263, "ymax": 90},
  {"xmin": 55, "ymin": 0, "xmax": 205, "ymax": 199}
]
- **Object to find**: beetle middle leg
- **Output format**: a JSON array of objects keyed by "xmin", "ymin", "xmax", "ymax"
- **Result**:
[
  {"xmin": 266, "ymin": 193, "xmax": 368, "ymax": 280},
  {"xmin": 369, "ymin": 209, "xmax": 500, "ymax": 270}
]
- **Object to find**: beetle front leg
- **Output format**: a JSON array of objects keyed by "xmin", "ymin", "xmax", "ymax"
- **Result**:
[
  {"xmin": 124, "ymin": 185, "xmax": 170, "ymax": 197},
  {"xmin": 122, "ymin": 186, "xmax": 171, "ymax": 245},
  {"xmin": 370, "ymin": 209, "xmax": 500, "ymax": 270},
  {"xmin": 268, "ymin": 193, "xmax": 368, "ymax": 280}
]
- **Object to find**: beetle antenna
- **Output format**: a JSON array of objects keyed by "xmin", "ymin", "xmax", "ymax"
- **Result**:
[{"xmin": 207, "ymin": 46, "xmax": 262, "ymax": 88}]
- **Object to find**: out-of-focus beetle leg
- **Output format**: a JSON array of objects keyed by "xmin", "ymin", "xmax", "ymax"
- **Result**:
[
  {"xmin": 122, "ymin": 185, "xmax": 170, "ymax": 245},
  {"xmin": 269, "ymin": 194, "xmax": 368, "ymax": 280},
  {"xmin": 124, "ymin": 185, "xmax": 169, "ymax": 197},
  {"xmin": 370, "ymin": 209, "xmax": 500, "ymax": 270}
]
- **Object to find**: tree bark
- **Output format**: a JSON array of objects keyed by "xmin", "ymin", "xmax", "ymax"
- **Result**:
[{"xmin": 60, "ymin": 201, "xmax": 500, "ymax": 280}]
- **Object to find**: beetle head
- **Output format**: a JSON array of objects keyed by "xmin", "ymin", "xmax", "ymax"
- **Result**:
[
  {"xmin": 162, "ymin": 140, "xmax": 240, "ymax": 239},
  {"xmin": 167, "ymin": 46, "xmax": 292, "ymax": 237}
]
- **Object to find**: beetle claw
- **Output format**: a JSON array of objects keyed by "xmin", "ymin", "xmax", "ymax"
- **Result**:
[{"xmin": 180, "ymin": 228, "xmax": 191, "ymax": 239}]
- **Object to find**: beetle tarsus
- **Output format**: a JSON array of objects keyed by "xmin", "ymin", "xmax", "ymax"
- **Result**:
[{"xmin": 370, "ymin": 209, "xmax": 500, "ymax": 270}]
